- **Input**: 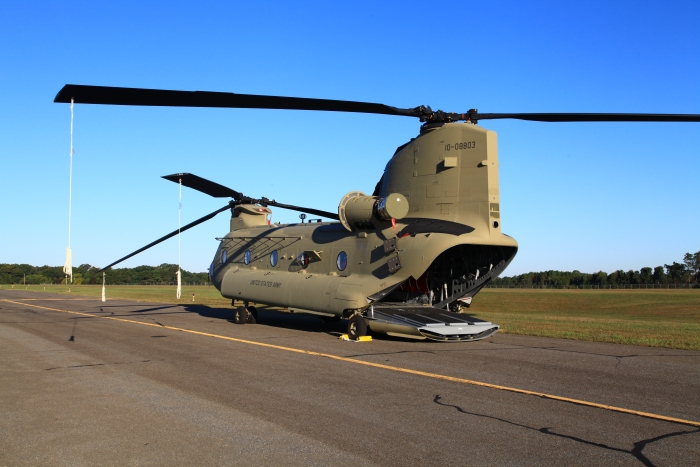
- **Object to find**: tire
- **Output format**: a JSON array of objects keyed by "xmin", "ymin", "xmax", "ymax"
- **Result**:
[
  {"xmin": 247, "ymin": 306, "xmax": 258, "ymax": 324},
  {"xmin": 234, "ymin": 306, "xmax": 248, "ymax": 325},
  {"xmin": 347, "ymin": 314, "xmax": 367, "ymax": 340}
]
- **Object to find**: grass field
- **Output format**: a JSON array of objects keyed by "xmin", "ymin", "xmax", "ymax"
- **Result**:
[
  {"xmin": 472, "ymin": 289, "xmax": 700, "ymax": 350},
  {"xmin": 2, "ymin": 284, "xmax": 699, "ymax": 350}
]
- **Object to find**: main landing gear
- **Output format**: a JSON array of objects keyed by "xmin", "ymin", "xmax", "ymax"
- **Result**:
[
  {"xmin": 347, "ymin": 314, "xmax": 368, "ymax": 340},
  {"xmin": 234, "ymin": 305, "xmax": 257, "ymax": 325}
]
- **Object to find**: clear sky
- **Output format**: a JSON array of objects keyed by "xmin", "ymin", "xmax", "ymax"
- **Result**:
[{"xmin": 1, "ymin": 1, "xmax": 698, "ymax": 276}]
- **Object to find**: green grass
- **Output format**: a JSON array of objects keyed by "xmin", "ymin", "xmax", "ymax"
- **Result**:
[
  {"xmin": 3, "ymin": 284, "xmax": 700, "ymax": 350},
  {"xmin": 470, "ymin": 289, "xmax": 700, "ymax": 350},
  {"xmin": 0, "ymin": 283, "xmax": 232, "ymax": 307}
]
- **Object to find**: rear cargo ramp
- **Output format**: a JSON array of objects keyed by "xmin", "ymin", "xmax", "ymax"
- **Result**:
[{"xmin": 367, "ymin": 304, "xmax": 499, "ymax": 342}]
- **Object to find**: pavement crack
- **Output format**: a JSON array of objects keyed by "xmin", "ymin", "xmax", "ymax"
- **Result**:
[
  {"xmin": 45, "ymin": 360, "xmax": 155, "ymax": 371},
  {"xmin": 128, "ymin": 305, "xmax": 178, "ymax": 313},
  {"xmin": 45, "ymin": 363, "xmax": 107, "ymax": 370},
  {"xmin": 433, "ymin": 395, "xmax": 700, "ymax": 467}
]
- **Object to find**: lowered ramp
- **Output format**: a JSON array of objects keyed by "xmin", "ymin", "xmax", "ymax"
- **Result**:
[{"xmin": 366, "ymin": 304, "xmax": 499, "ymax": 342}]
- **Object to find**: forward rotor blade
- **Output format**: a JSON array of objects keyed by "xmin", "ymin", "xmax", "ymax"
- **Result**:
[
  {"xmin": 262, "ymin": 199, "xmax": 340, "ymax": 221},
  {"xmin": 55, "ymin": 84, "xmax": 415, "ymax": 117},
  {"xmin": 472, "ymin": 112, "xmax": 700, "ymax": 123},
  {"xmin": 163, "ymin": 173, "xmax": 242, "ymax": 199},
  {"xmin": 97, "ymin": 203, "xmax": 233, "ymax": 272}
]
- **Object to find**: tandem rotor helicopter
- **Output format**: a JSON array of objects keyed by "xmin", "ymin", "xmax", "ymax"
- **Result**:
[{"xmin": 55, "ymin": 85, "xmax": 700, "ymax": 342}]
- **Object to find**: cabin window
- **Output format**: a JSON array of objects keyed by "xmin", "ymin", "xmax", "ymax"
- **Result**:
[
  {"xmin": 336, "ymin": 251, "xmax": 348, "ymax": 271},
  {"xmin": 221, "ymin": 249, "xmax": 227, "ymax": 264},
  {"xmin": 244, "ymin": 250, "xmax": 251, "ymax": 265},
  {"xmin": 209, "ymin": 261, "xmax": 214, "ymax": 280},
  {"xmin": 270, "ymin": 250, "xmax": 278, "ymax": 267}
]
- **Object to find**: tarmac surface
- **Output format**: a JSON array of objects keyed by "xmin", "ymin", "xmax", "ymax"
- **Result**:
[{"xmin": 1, "ymin": 290, "xmax": 699, "ymax": 466}]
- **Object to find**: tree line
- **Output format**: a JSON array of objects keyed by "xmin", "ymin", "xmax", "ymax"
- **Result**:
[
  {"xmin": 2, "ymin": 251, "xmax": 698, "ymax": 287},
  {"xmin": 491, "ymin": 251, "xmax": 700, "ymax": 287},
  {"xmin": 0, "ymin": 263, "xmax": 209, "ymax": 285}
]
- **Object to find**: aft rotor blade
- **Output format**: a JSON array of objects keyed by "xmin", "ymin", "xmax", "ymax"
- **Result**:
[
  {"xmin": 54, "ymin": 84, "xmax": 416, "ymax": 117},
  {"xmin": 472, "ymin": 112, "xmax": 700, "ymax": 123},
  {"xmin": 97, "ymin": 203, "xmax": 233, "ymax": 272},
  {"xmin": 162, "ymin": 173, "xmax": 242, "ymax": 199},
  {"xmin": 54, "ymin": 85, "xmax": 700, "ymax": 124},
  {"xmin": 263, "ymin": 199, "xmax": 340, "ymax": 221}
]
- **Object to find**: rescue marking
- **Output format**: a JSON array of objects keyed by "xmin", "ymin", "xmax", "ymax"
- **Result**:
[{"xmin": 3, "ymin": 298, "xmax": 699, "ymax": 429}]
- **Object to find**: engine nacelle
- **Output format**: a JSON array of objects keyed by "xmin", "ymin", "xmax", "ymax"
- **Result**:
[{"xmin": 338, "ymin": 191, "xmax": 409, "ymax": 231}]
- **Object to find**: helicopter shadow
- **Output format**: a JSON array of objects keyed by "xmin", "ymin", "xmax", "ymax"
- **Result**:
[
  {"xmin": 184, "ymin": 304, "xmax": 347, "ymax": 336},
  {"xmin": 183, "ymin": 304, "xmax": 419, "ymax": 342}
]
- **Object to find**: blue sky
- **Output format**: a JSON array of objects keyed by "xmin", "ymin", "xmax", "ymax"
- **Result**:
[{"xmin": 1, "ymin": 1, "xmax": 698, "ymax": 275}]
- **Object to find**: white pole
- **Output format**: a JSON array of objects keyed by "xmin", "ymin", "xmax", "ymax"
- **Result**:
[
  {"xmin": 176, "ymin": 178, "xmax": 182, "ymax": 299},
  {"xmin": 63, "ymin": 99, "xmax": 74, "ymax": 284},
  {"xmin": 68, "ymin": 98, "xmax": 73, "ymax": 253}
]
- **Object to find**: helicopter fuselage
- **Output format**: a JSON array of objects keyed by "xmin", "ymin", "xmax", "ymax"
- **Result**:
[{"xmin": 210, "ymin": 122, "xmax": 518, "ymax": 319}]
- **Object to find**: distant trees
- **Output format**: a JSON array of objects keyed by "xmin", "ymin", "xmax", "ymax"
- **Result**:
[
  {"xmin": 0, "ymin": 263, "xmax": 209, "ymax": 285},
  {"xmin": 652, "ymin": 266, "xmax": 667, "ymax": 284},
  {"xmin": 683, "ymin": 252, "xmax": 700, "ymax": 286},
  {"xmin": 3, "ymin": 251, "xmax": 699, "ymax": 287},
  {"xmin": 491, "ymin": 251, "xmax": 700, "ymax": 287}
]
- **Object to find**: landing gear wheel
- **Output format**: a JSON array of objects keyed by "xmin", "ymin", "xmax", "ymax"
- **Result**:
[
  {"xmin": 347, "ymin": 315, "xmax": 367, "ymax": 340},
  {"xmin": 247, "ymin": 306, "xmax": 258, "ymax": 324},
  {"xmin": 234, "ymin": 306, "xmax": 248, "ymax": 325}
]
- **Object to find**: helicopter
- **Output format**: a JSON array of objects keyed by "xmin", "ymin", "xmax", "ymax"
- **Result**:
[{"xmin": 54, "ymin": 85, "xmax": 700, "ymax": 341}]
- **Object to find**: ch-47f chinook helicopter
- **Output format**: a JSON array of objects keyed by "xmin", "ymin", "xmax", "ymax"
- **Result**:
[{"xmin": 55, "ymin": 85, "xmax": 700, "ymax": 342}]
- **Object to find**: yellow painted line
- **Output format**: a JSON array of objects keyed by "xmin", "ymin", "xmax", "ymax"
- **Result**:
[{"xmin": 4, "ymin": 298, "xmax": 699, "ymax": 428}]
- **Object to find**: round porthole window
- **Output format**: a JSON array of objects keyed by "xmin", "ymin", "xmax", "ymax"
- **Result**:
[
  {"xmin": 270, "ymin": 250, "xmax": 278, "ymax": 267},
  {"xmin": 244, "ymin": 250, "xmax": 251, "ymax": 265},
  {"xmin": 221, "ymin": 249, "xmax": 228, "ymax": 264},
  {"xmin": 336, "ymin": 251, "xmax": 348, "ymax": 271}
]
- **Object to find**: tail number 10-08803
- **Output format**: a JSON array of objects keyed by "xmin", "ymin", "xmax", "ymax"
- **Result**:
[{"xmin": 445, "ymin": 141, "xmax": 476, "ymax": 151}]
